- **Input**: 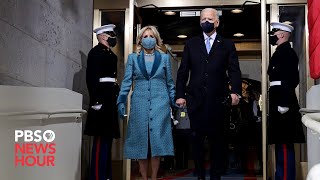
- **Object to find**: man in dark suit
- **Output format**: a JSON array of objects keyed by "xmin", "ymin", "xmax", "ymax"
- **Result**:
[
  {"xmin": 175, "ymin": 8, "xmax": 242, "ymax": 180},
  {"xmin": 267, "ymin": 22, "xmax": 305, "ymax": 180},
  {"xmin": 84, "ymin": 24, "xmax": 120, "ymax": 180}
]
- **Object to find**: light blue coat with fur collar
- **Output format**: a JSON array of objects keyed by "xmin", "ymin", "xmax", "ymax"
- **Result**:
[{"xmin": 117, "ymin": 50, "xmax": 175, "ymax": 159}]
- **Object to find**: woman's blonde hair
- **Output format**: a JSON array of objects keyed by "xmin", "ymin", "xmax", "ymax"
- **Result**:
[{"xmin": 136, "ymin": 25, "xmax": 163, "ymax": 54}]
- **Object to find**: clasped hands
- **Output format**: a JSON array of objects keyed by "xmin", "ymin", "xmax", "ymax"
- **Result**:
[{"xmin": 175, "ymin": 93, "xmax": 240, "ymax": 107}]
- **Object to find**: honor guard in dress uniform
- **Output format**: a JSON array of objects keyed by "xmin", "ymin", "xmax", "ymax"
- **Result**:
[
  {"xmin": 267, "ymin": 22, "xmax": 305, "ymax": 180},
  {"xmin": 84, "ymin": 24, "xmax": 120, "ymax": 180}
]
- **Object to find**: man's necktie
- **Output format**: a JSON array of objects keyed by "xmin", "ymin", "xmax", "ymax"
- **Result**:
[{"xmin": 206, "ymin": 37, "xmax": 211, "ymax": 54}]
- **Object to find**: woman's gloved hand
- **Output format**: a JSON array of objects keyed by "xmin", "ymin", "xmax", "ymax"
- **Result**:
[{"xmin": 118, "ymin": 103, "xmax": 126, "ymax": 119}]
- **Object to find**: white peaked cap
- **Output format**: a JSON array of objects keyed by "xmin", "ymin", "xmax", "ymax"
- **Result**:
[
  {"xmin": 93, "ymin": 24, "xmax": 116, "ymax": 35},
  {"xmin": 270, "ymin": 22, "xmax": 294, "ymax": 32}
]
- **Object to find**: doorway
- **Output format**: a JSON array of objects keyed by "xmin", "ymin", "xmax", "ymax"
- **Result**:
[
  {"xmin": 130, "ymin": 3, "xmax": 264, "ymax": 180},
  {"xmin": 118, "ymin": 1, "xmax": 309, "ymax": 180}
]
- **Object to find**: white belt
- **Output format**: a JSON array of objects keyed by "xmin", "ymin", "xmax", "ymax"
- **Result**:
[
  {"xmin": 270, "ymin": 81, "xmax": 281, "ymax": 86},
  {"xmin": 99, "ymin": 77, "xmax": 116, "ymax": 82}
]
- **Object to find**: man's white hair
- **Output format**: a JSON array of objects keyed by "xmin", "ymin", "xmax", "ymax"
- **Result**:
[{"xmin": 200, "ymin": 8, "xmax": 219, "ymax": 19}]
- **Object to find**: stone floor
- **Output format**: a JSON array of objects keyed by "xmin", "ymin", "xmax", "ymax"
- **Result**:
[{"xmin": 131, "ymin": 161, "xmax": 262, "ymax": 180}]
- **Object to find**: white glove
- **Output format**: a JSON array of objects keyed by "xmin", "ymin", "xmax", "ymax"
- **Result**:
[
  {"xmin": 278, "ymin": 106, "xmax": 289, "ymax": 114},
  {"xmin": 91, "ymin": 104, "xmax": 102, "ymax": 110}
]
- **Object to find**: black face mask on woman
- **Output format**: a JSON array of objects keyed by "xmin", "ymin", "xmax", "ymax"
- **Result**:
[
  {"xmin": 107, "ymin": 37, "xmax": 117, "ymax": 47},
  {"xmin": 201, "ymin": 21, "xmax": 215, "ymax": 33},
  {"xmin": 269, "ymin": 35, "xmax": 278, "ymax": 46}
]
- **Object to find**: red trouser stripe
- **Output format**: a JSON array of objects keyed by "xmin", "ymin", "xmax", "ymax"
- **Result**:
[
  {"xmin": 283, "ymin": 144, "xmax": 287, "ymax": 180},
  {"xmin": 95, "ymin": 137, "xmax": 100, "ymax": 180}
]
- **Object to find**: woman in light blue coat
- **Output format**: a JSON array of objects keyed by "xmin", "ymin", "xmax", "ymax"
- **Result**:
[{"xmin": 117, "ymin": 25, "xmax": 176, "ymax": 180}]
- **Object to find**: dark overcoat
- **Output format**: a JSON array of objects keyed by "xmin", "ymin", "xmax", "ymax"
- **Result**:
[
  {"xmin": 176, "ymin": 34, "xmax": 242, "ymax": 136},
  {"xmin": 267, "ymin": 41, "xmax": 305, "ymax": 144},
  {"xmin": 84, "ymin": 43, "xmax": 120, "ymax": 138}
]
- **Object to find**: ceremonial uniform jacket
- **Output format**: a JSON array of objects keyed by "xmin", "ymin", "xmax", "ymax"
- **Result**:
[
  {"xmin": 267, "ymin": 41, "xmax": 305, "ymax": 144},
  {"xmin": 84, "ymin": 43, "xmax": 120, "ymax": 138}
]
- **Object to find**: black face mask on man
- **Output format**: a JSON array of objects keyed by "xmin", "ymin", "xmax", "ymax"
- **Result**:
[
  {"xmin": 107, "ymin": 37, "xmax": 117, "ymax": 47},
  {"xmin": 201, "ymin": 21, "xmax": 215, "ymax": 33},
  {"xmin": 269, "ymin": 35, "xmax": 278, "ymax": 46}
]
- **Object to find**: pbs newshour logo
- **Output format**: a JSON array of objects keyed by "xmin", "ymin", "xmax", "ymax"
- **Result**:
[{"xmin": 15, "ymin": 130, "xmax": 56, "ymax": 167}]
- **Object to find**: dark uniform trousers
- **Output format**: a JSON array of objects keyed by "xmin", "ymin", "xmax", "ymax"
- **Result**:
[
  {"xmin": 275, "ymin": 144, "xmax": 296, "ymax": 180},
  {"xmin": 89, "ymin": 136, "xmax": 113, "ymax": 180}
]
